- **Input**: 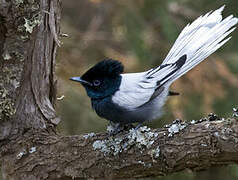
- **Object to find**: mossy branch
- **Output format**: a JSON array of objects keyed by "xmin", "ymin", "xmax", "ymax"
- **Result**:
[{"xmin": 2, "ymin": 116, "xmax": 238, "ymax": 179}]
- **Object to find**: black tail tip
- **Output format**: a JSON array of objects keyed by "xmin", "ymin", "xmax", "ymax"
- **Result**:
[
  {"xmin": 176, "ymin": 54, "xmax": 187, "ymax": 68},
  {"xmin": 168, "ymin": 91, "xmax": 180, "ymax": 96}
]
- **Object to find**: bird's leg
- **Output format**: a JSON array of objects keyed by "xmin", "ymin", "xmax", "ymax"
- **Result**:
[
  {"xmin": 135, "ymin": 123, "xmax": 143, "ymax": 130},
  {"xmin": 107, "ymin": 122, "xmax": 137, "ymax": 136},
  {"xmin": 123, "ymin": 124, "xmax": 135, "ymax": 130},
  {"xmin": 107, "ymin": 122, "xmax": 124, "ymax": 136}
]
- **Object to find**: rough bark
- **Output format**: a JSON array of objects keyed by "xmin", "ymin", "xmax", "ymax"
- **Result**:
[
  {"xmin": 0, "ymin": 0, "xmax": 60, "ymax": 138},
  {"xmin": 1, "ymin": 0, "xmax": 238, "ymax": 180},
  {"xmin": 0, "ymin": 0, "xmax": 61, "ymax": 178},
  {"xmin": 1, "ymin": 117, "xmax": 238, "ymax": 179}
]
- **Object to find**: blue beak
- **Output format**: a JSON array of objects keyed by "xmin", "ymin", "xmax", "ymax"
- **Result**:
[{"xmin": 70, "ymin": 77, "xmax": 93, "ymax": 86}]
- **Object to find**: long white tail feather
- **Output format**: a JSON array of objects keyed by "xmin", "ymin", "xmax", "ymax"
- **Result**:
[
  {"xmin": 174, "ymin": 36, "xmax": 232, "ymax": 81},
  {"xmin": 173, "ymin": 29, "xmax": 236, "ymax": 81},
  {"xmin": 157, "ymin": 6, "xmax": 238, "ymax": 85},
  {"xmin": 163, "ymin": 6, "xmax": 225, "ymax": 63}
]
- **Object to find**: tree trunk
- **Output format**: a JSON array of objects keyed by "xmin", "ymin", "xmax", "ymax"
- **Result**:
[
  {"xmin": 0, "ymin": 0, "xmax": 60, "ymax": 137},
  {"xmin": 0, "ymin": 0, "xmax": 61, "ymax": 178},
  {"xmin": 1, "ymin": 1, "xmax": 238, "ymax": 180}
]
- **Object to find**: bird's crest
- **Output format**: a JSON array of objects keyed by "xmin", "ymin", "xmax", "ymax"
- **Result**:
[{"xmin": 81, "ymin": 59, "xmax": 124, "ymax": 81}]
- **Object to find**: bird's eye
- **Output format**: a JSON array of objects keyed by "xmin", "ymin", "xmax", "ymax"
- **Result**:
[{"xmin": 93, "ymin": 80, "xmax": 101, "ymax": 86}]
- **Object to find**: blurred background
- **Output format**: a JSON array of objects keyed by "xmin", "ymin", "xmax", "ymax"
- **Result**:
[{"xmin": 56, "ymin": 0, "xmax": 238, "ymax": 179}]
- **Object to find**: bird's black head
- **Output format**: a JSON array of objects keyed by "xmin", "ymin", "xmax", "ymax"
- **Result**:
[{"xmin": 70, "ymin": 59, "xmax": 124, "ymax": 99}]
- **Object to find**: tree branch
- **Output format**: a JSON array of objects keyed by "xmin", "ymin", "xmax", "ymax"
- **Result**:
[{"xmin": 2, "ymin": 116, "xmax": 238, "ymax": 179}]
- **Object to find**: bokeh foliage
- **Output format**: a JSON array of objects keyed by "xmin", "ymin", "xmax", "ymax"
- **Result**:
[{"xmin": 56, "ymin": 0, "xmax": 238, "ymax": 179}]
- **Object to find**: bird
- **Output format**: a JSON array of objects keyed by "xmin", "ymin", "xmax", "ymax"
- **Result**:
[{"xmin": 70, "ymin": 6, "xmax": 238, "ymax": 134}]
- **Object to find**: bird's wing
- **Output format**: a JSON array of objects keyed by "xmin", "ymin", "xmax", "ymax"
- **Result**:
[
  {"xmin": 112, "ymin": 56, "xmax": 186, "ymax": 109},
  {"xmin": 145, "ymin": 55, "xmax": 186, "ymax": 87},
  {"xmin": 111, "ymin": 72, "xmax": 155, "ymax": 109}
]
